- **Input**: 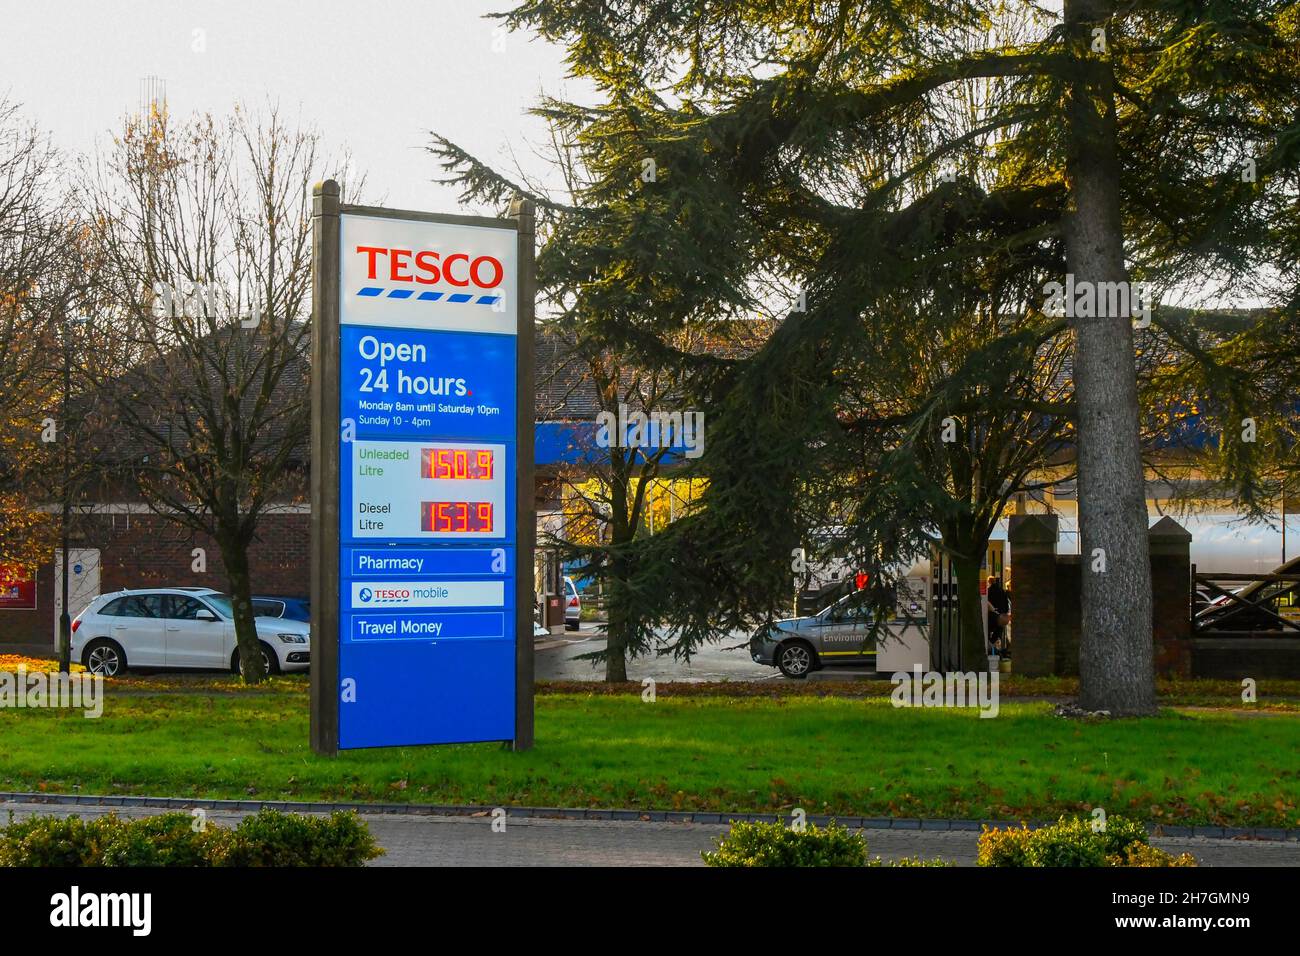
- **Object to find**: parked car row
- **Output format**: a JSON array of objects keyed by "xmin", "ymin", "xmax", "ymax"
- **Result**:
[{"xmin": 76, "ymin": 575, "xmax": 578, "ymax": 676}]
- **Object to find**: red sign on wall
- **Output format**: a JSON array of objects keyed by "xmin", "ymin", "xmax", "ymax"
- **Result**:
[{"xmin": 0, "ymin": 565, "xmax": 37, "ymax": 610}]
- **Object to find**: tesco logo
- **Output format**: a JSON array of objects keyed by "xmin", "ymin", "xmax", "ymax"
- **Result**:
[
  {"xmin": 358, "ymin": 587, "xmax": 412, "ymax": 604},
  {"xmin": 355, "ymin": 246, "xmax": 503, "ymax": 289}
]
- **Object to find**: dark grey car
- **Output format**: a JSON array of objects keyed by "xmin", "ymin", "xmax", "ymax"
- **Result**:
[{"xmin": 750, "ymin": 590, "xmax": 880, "ymax": 678}]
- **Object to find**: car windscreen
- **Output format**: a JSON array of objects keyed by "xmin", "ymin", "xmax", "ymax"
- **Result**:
[
  {"xmin": 203, "ymin": 593, "xmax": 235, "ymax": 619},
  {"xmin": 825, "ymin": 592, "xmax": 873, "ymax": 621}
]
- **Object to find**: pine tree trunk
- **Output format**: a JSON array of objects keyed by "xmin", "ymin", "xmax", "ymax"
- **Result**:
[
  {"xmin": 953, "ymin": 548, "xmax": 988, "ymax": 673},
  {"xmin": 1062, "ymin": 0, "xmax": 1156, "ymax": 715},
  {"xmin": 603, "ymin": 450, "xmax": 633, "ymax": 684},
  {"xmin": 604, "ymin": 573, "xmax": 630, "ymax": 683}
]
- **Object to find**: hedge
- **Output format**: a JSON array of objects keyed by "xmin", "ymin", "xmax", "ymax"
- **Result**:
[
  {"xmin": 0, "ymin": 809, "xmax": 384, "ymax": 867},
  {"xmin": 703, "ymin": 820, "xmax": 951, "ymax": 867},
  {"xmin": 978, "ymin": 815, "xmax": 1197, "ymax": 867}
]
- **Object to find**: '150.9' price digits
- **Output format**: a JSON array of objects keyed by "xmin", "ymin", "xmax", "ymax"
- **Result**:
[
  {"xmin": 421, "ymin": 448, "xmax": 494, "ymax": 480},
  {"xmin": 421, "ymin": 501, "xmax": 493, "ymax": 534}
]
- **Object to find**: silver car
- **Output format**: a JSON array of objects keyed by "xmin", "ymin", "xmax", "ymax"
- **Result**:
[{"xmin": 750, "ymin": 590, "xmax": 882, "ymax": 678}]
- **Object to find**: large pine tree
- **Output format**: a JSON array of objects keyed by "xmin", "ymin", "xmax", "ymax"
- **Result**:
[{"xmin": 495, "ymin": 0, "xmax": 1298, "ymax": 712}]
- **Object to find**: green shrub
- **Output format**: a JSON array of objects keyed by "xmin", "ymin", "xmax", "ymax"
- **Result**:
[
  {"xmin": 869, "ymin": 855, "xmax": 956, "ymax": 867},
  {"xmin": 976, "ymin": 824, "xmax": 1034, "ymax": 867},
  {"xmin": 0, "ymin": 809, "xmax": 383, "ymax": 867},
  {"xmin": 0, "ymin": 815, "xmax": 102, "ymax": 867},
  {"xmin": 1023, "ymin": 816, "xmax": 1110, "ymax": 867},
  {"xmin": 215, "ymin": 810, "xmax": 383, "ymax": 867},
  {"xmin": 97, "ymin": 814, "xmax": 221, "ymax": 867},
  {"xmin": 1093, "ymin": 815, "xmax": 1150, "ymax": 858},
  {"xmin": 703, "ymin": 820, "xmax": 869, "ymax": 867},
  {"xmin": 1109, "ymin": 843, "xmax": 1198, "ymax": 867},
  {"xmin": 978, "ymin": 815, "xmax": 1197, "ymax": 868}
]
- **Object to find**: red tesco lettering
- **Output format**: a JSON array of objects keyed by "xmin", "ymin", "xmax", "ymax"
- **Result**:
[{"xmin": 355, "ymin": 246, "xmax": 503, "ymax": 289}]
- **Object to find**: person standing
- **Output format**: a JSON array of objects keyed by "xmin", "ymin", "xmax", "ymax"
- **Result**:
[{"xmin": 987, "ymin": 575, "xmax": 1010, "ymax": 656}]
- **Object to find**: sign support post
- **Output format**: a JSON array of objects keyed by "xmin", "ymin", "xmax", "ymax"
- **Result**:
[
  {"xmin": 510, "ymin": 197, "xmax": 535, "ymax": 751},
  {"xmin": 310, "ymin": 180, "xmax": 534, "ymax": 755},
  {"xmin": 310, "ymin": 180, "xmax": 342, "ymax": 756}
]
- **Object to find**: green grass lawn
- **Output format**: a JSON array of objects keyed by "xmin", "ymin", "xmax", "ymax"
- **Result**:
[{"xmin": 1, "ymin": 688, "xmax": 1296, "ymax": 827}]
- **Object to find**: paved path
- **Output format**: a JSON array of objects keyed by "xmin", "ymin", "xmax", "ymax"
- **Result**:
[
  {"xmin": 536, "ymin": 626, "xmax": 878, "ymax": 683},
  {"xmin": 2, "ymin": 801, "xmax": 1295, "ymax": 867}
]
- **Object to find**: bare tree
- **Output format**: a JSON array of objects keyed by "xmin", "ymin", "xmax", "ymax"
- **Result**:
[
  {"xmin": 79, "ymin": 103, "xmax": 362, "ymax": 682},
  {"xmin": 0, "ymin": 95, "xmax": 60, "ymax": 379},
  {"xmin": 541, "ymin": 324, "xmax": 719, "ymax": 681},
  {"xmin": 0, "ymin": 96, "xmax": 64, "ymax": 566}
]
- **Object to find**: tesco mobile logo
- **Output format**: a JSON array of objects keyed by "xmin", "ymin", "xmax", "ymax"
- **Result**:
[
  {"xmin": 355, "ymin": 246, "xmax": 503, "ymax": 289},
  {"xmin": 359, "ymin": 587, "xmax": 413, "ymax": 605}
]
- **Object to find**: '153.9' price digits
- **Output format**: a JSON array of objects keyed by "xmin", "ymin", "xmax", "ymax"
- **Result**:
[{"xmin": 421, "ymin": 501, "xmax": 493, "ymax": 533}]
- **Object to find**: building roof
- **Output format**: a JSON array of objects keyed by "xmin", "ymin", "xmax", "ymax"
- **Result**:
[{"xmin": 534, "ymin": 320, "xmax": 774, "ymax": 421}]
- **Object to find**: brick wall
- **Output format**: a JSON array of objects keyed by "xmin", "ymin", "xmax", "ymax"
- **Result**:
[
  {"xmin": 1191, "ymin": 637, "xmax": 1300, "ymax": 679},
  {"xmin": 92, "ymin": 513, "xmax": 310, "ymax": 593},
  {"xmin": 0, "ymin": 512, "xmax": 310, "ymax": 654},
  {"xmin": 0, "ymin": 562, "xmax": 53, "ymax": 647},
  {"xmin": 1010, "ymin": 515, "xmax": 1193, "ymax": 677}
]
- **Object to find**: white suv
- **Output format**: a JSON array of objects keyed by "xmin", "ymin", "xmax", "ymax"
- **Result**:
[{"xmin": 71, "ymin": 588, "xmax": 311, "ymax": 677}]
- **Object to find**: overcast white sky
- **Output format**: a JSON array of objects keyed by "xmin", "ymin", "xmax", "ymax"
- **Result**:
[
  {"xmin": 0, "ymin": 0, "xmax": 583, "ymax": 214},
  {"xmin": 0, "ymin": 1, "xmax": 1264, "ymax": 311}
]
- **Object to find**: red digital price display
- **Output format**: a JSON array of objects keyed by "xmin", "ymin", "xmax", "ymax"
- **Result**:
[
  {"xmin": 421, "ymin": 448, "xmax": 494, "ymax": 480},
  {"xmin": 421, "ymin": 501, "xmax": 494, "ymax": 534}
]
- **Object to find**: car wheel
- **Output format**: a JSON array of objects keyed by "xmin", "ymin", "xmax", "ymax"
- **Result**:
[
  {"xmin": 565, "ymin": 620, "xmax": 580, "ymax": 631},
  {"xmin": 233, "ymin": 643, "xmax": 280, "ymax": 678},
  {"xmin": 83, "ymin": 639, "xmax": 127, "ymax": 677},
  {"xmin": 777, "ymin": 641, "xmax": 814, "ymax": 679}
]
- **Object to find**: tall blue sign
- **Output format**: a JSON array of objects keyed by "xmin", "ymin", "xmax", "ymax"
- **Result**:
[{"xmin": 312, "ymin": 202, "xmax": 530, "ymax": 751}]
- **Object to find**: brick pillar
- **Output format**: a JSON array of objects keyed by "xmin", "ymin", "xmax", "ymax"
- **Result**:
[
  {"xmin": 1054, "ymin": 557, "xmax": 1081, "ymax": 675},
  {"xmin": 1008, "ymin": 514, "xmax": 1059, "ymax": 676},
  {"xmin": 1149, "ymin": 516, "xmax": 1193, "ymax": 678}
]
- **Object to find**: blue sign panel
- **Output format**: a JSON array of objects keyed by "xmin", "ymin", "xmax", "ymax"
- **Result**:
[
  {"xmin": 341, "ymin": 325, "xmax": 516, "ymax": 441},
  {"xmin": 335, "ymin": 211, "xmax": 520, "ymax": 750},
  {"xmin": 350, "ymin": 611, "xmax": 506, "ymax": 642},
  {"xmin": 348, "ymin": 547, "xmax": 509, "ymax": 578}
]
